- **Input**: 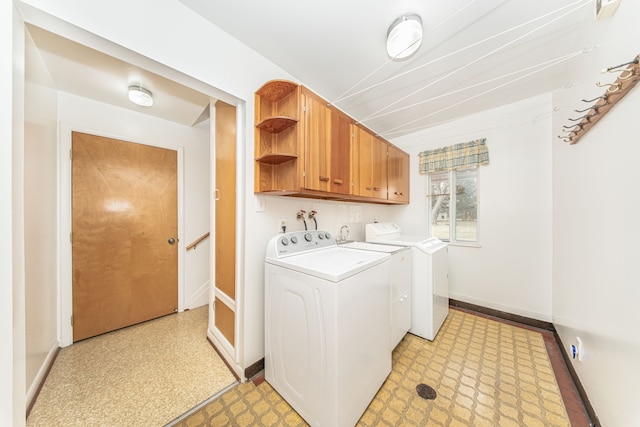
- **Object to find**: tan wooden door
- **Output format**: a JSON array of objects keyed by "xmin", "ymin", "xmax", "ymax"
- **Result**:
[
  {"xmin": 214, "ymin": 101, "xmax": 236, "ymax": 347},
  {"xmin": 72, "ymin": 132, "xmax": 178, "ymax": 342}
]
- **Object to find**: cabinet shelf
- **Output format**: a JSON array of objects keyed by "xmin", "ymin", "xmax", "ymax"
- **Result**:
[
  {"xmin": 256, "ymin": 116, "xmax": 298, "ymax": 133},
  {"xmin": 255, "ymin": 153, "xmax": 298, "ymax": 164},
  {"xmin": 256, "ymin": 80, "xmax": 298, "ymax": 102}
]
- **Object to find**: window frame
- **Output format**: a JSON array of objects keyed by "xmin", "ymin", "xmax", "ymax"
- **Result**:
[{"xmin": 427, "ymin": 167, "xmax": 480, "ymax": 246}]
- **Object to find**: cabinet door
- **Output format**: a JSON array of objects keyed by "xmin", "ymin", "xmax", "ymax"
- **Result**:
[
  {"xmin": 388, "ymin": 144, "xmax": 410, "ymax": 203},
  {"xmin": 353, "ymin": 125, "xmax": 375, "ymax": 197},
  {"xmin": 371, "ymin": 138, "xmax": 388, "ymax": 200},
  {"xmin": 303, "ymin": 89, "xmax": 331, "ymax": 192},
  {"xmin": 329, "ymin": 108, "xmax": 352, "ymax": 195},
  {"xmin": 353, "ymin": 125, "xmax": 388, "ymax": 200}
]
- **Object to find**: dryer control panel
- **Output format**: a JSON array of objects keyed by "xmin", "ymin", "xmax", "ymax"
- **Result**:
[{"xmin": 270, "ymin": 230, "xmax": 336, "ymax": 258}]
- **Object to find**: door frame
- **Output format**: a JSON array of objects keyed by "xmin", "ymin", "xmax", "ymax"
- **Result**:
[
  {"xmin": 207, "ymin": 101, "xmax": 247, "ymax": 381},
  {"xmin": 58, "ymin": 124, "xmax": 185, "ymax": 346}
]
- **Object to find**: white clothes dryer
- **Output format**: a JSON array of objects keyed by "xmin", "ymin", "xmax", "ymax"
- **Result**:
[
  {"xmin": 265, "ymin": 230, "xmax": 391, "ymax": 427},
  {"xmin": 365, "ymin": 223, "xmax": 449, "ymax": 341}
]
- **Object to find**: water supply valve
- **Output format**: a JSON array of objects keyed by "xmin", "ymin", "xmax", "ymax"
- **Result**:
[
  {"xmin": 296, "ymin": 210, "xmax": 307, "ymax": 230},
  {"xmin": 308, "ymin": 210, "xmax": 318, "ymax": 230}
]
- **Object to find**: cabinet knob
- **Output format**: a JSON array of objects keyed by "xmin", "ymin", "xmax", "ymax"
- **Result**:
[
  {"xmin": 333, "ymin": 179, "xmax": 343, "ymax": 185},
  {"xmin": 373, "ymin": 187, "xmax": 381, "ymax": 191},
  {"xmin": 394, "ymin": 191, "xmax": 403, "ymax": 196},
  {"xmin": 319, "ymin": 176, "xmax": 329, "ymax": 182}
]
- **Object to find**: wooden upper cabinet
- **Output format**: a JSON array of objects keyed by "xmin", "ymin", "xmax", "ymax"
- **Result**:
[
  {"xmin": 353, "ymin": 125, "xmax": 388, "ymax": 200},
  {"xmin": 387, "ymin": 144, "xmax": 410, "ymax": 203},
  {"xmin": 302, "ymin": 88, "xmax": 331, "ymax": 192},
  {"xmin": 254, "ymin": 80, "xmax": 408, "ymax": 204}
]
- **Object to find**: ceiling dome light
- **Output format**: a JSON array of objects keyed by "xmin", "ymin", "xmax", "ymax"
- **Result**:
[
  {"xmin": 386, "ymin": 14, "xmax": 423, "ymax": 60},
  {"xmin": 128, "ymin": 85, "xmax": 153, "ymax": 107}
]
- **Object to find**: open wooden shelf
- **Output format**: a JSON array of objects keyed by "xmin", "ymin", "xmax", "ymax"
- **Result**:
[
  {"xmin": 255, "ymin": 153, "xmax": 298, "ymax": 164},
  {"xmin": 255, "ymin": 80, "xmax": 298, "ymax": 102},
  {"xmin": 256, "ymin": 116, "xmax": 298, "ymax": 133}
]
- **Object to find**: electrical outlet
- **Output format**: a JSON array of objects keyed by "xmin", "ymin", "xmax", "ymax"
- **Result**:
[
  {"xmin": 256, "ymin": 197, "xmax": 266, "ymax": 212},
  {"xmin": 279, "ymin": 218, "xmax": 287, "ymax": 233},
  {"xmin": 571, "ymin": 337, "xmax": 584, "ymax": 362},
  {"xmin": 576, "ymin": 337, "xmax": 583, "ymax": 362}
]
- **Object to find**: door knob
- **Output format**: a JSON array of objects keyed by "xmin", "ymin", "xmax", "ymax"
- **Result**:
[{"xmin": 168, "ymin": 237, "xmax": 176, "ymax": 245}]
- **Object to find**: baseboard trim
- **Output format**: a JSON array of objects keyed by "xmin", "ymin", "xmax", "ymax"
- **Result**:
[
  {"xmin": 206, "ymin": 336, "xmax": 241, "ymax": 383},
  {"xmin": 184, "ymin": 281, "xmax": 209, "ymax": 310},
  {"xmin": 26, "ymin": 345, "xmax": 60, "ymax": 418},
  {"xmin": 553, "ymin": 332, "xmax": 600, "ymax": 427},
  {"xmin": 449, "ymin": 299, "xmax": 554, "ymax": 331},
  {"xmin": 244, "ymin": 358, "xmax": 264, "ymax": 381}
]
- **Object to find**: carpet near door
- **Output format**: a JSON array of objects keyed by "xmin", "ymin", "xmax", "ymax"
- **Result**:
[
  {"xmin": 27, "ymin": 306, "xmax": 237, "ymax": 427},
  {"xmin": 174, "ymin": 309, "xmax": 571, "ymax": 427}
]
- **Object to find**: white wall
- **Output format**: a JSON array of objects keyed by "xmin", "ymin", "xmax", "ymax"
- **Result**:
[
  {"xmin": 551, "ymin": 0, "xmax": 640, "ymax": 425},
  {"xmin": 3, "ymin": 3, "xmax": 27, "ymax": 426},
  {"xmin": 392, "ymin": 94, "xmax": 553, "ymax": 321},
  {"xmin": 24, "ymin": 26, "xmax": 58, "ymax": 403}
]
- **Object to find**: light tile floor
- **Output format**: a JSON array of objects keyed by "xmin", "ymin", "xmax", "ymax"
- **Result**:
[{"xmin": 27, "ymin": 306, "xmax": 237, "ymax": 427}]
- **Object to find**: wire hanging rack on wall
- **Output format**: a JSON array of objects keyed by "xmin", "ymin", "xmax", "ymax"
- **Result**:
[{"xmin": 559, "ymin": 54, "xmax": 639, "ymax": 145}]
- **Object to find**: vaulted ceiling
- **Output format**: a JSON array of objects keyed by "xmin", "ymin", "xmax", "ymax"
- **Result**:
[
  {"xmin": 27, "ymin": 0, "xmax": 598, "ymax": 138},
  {"xmin": 180, "ymin": 0, "xmax": 594, "ymax": 138}
]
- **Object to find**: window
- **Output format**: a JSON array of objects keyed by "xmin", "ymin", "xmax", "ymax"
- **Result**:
[
  {"xmin": 429, "ymin": 168, "xmax": 478, "ymax": 243},
  {"xmin": 419, "ymin": 137, "xmax": 488, "ymax": 242}
]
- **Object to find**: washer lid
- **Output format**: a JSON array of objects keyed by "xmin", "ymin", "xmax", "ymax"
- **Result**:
[
  {"xmin": 341, "ymin": 241, "xmax": 408, "ymax": 254},
  {"xmin": 266, "ymin": 246, "xmax": 389, "ymax": 282},
  {"xmin": 366, "ymin": 234, "xmax": 447, "ymax": 254},
  {"xmin": 365, "ymin": 222, "xmax": 402, "ymax": 240}
]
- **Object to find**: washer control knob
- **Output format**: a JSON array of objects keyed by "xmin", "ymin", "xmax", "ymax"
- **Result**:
[
  {"xmin": 290, "ymin": 236, "xmax": 298, "ymax": 244},
  {"xmin": 281, "ymin": 238, "xmax": 289, "ymax": 246},
  {"xmin": 324, "ymin": 232, "xmax": 331, "ymax": 239},
  {"xmin": 318, "ymin": 233, "xmax": 324, "ymax": 239},
  {"xmin": 304, "ymin": 233, "xmax": 312, "ymax": 242}
]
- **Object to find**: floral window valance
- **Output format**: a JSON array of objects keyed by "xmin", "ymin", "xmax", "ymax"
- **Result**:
[{"xmin": 418, "ymin": 138, "xmax": 489, "ymax": 174}]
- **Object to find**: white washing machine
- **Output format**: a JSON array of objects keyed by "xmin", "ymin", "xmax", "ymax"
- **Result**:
[
  {"xmin": 341, "ymin": 241, "xmax": 411, "ymax": 349},
  {"xmin": 265, "ymin": 230, "xmax": 391, "ymax": 427},
  {"xmin": 366, "ymin": 223, "xmax": 449, "ymax": 341}
]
